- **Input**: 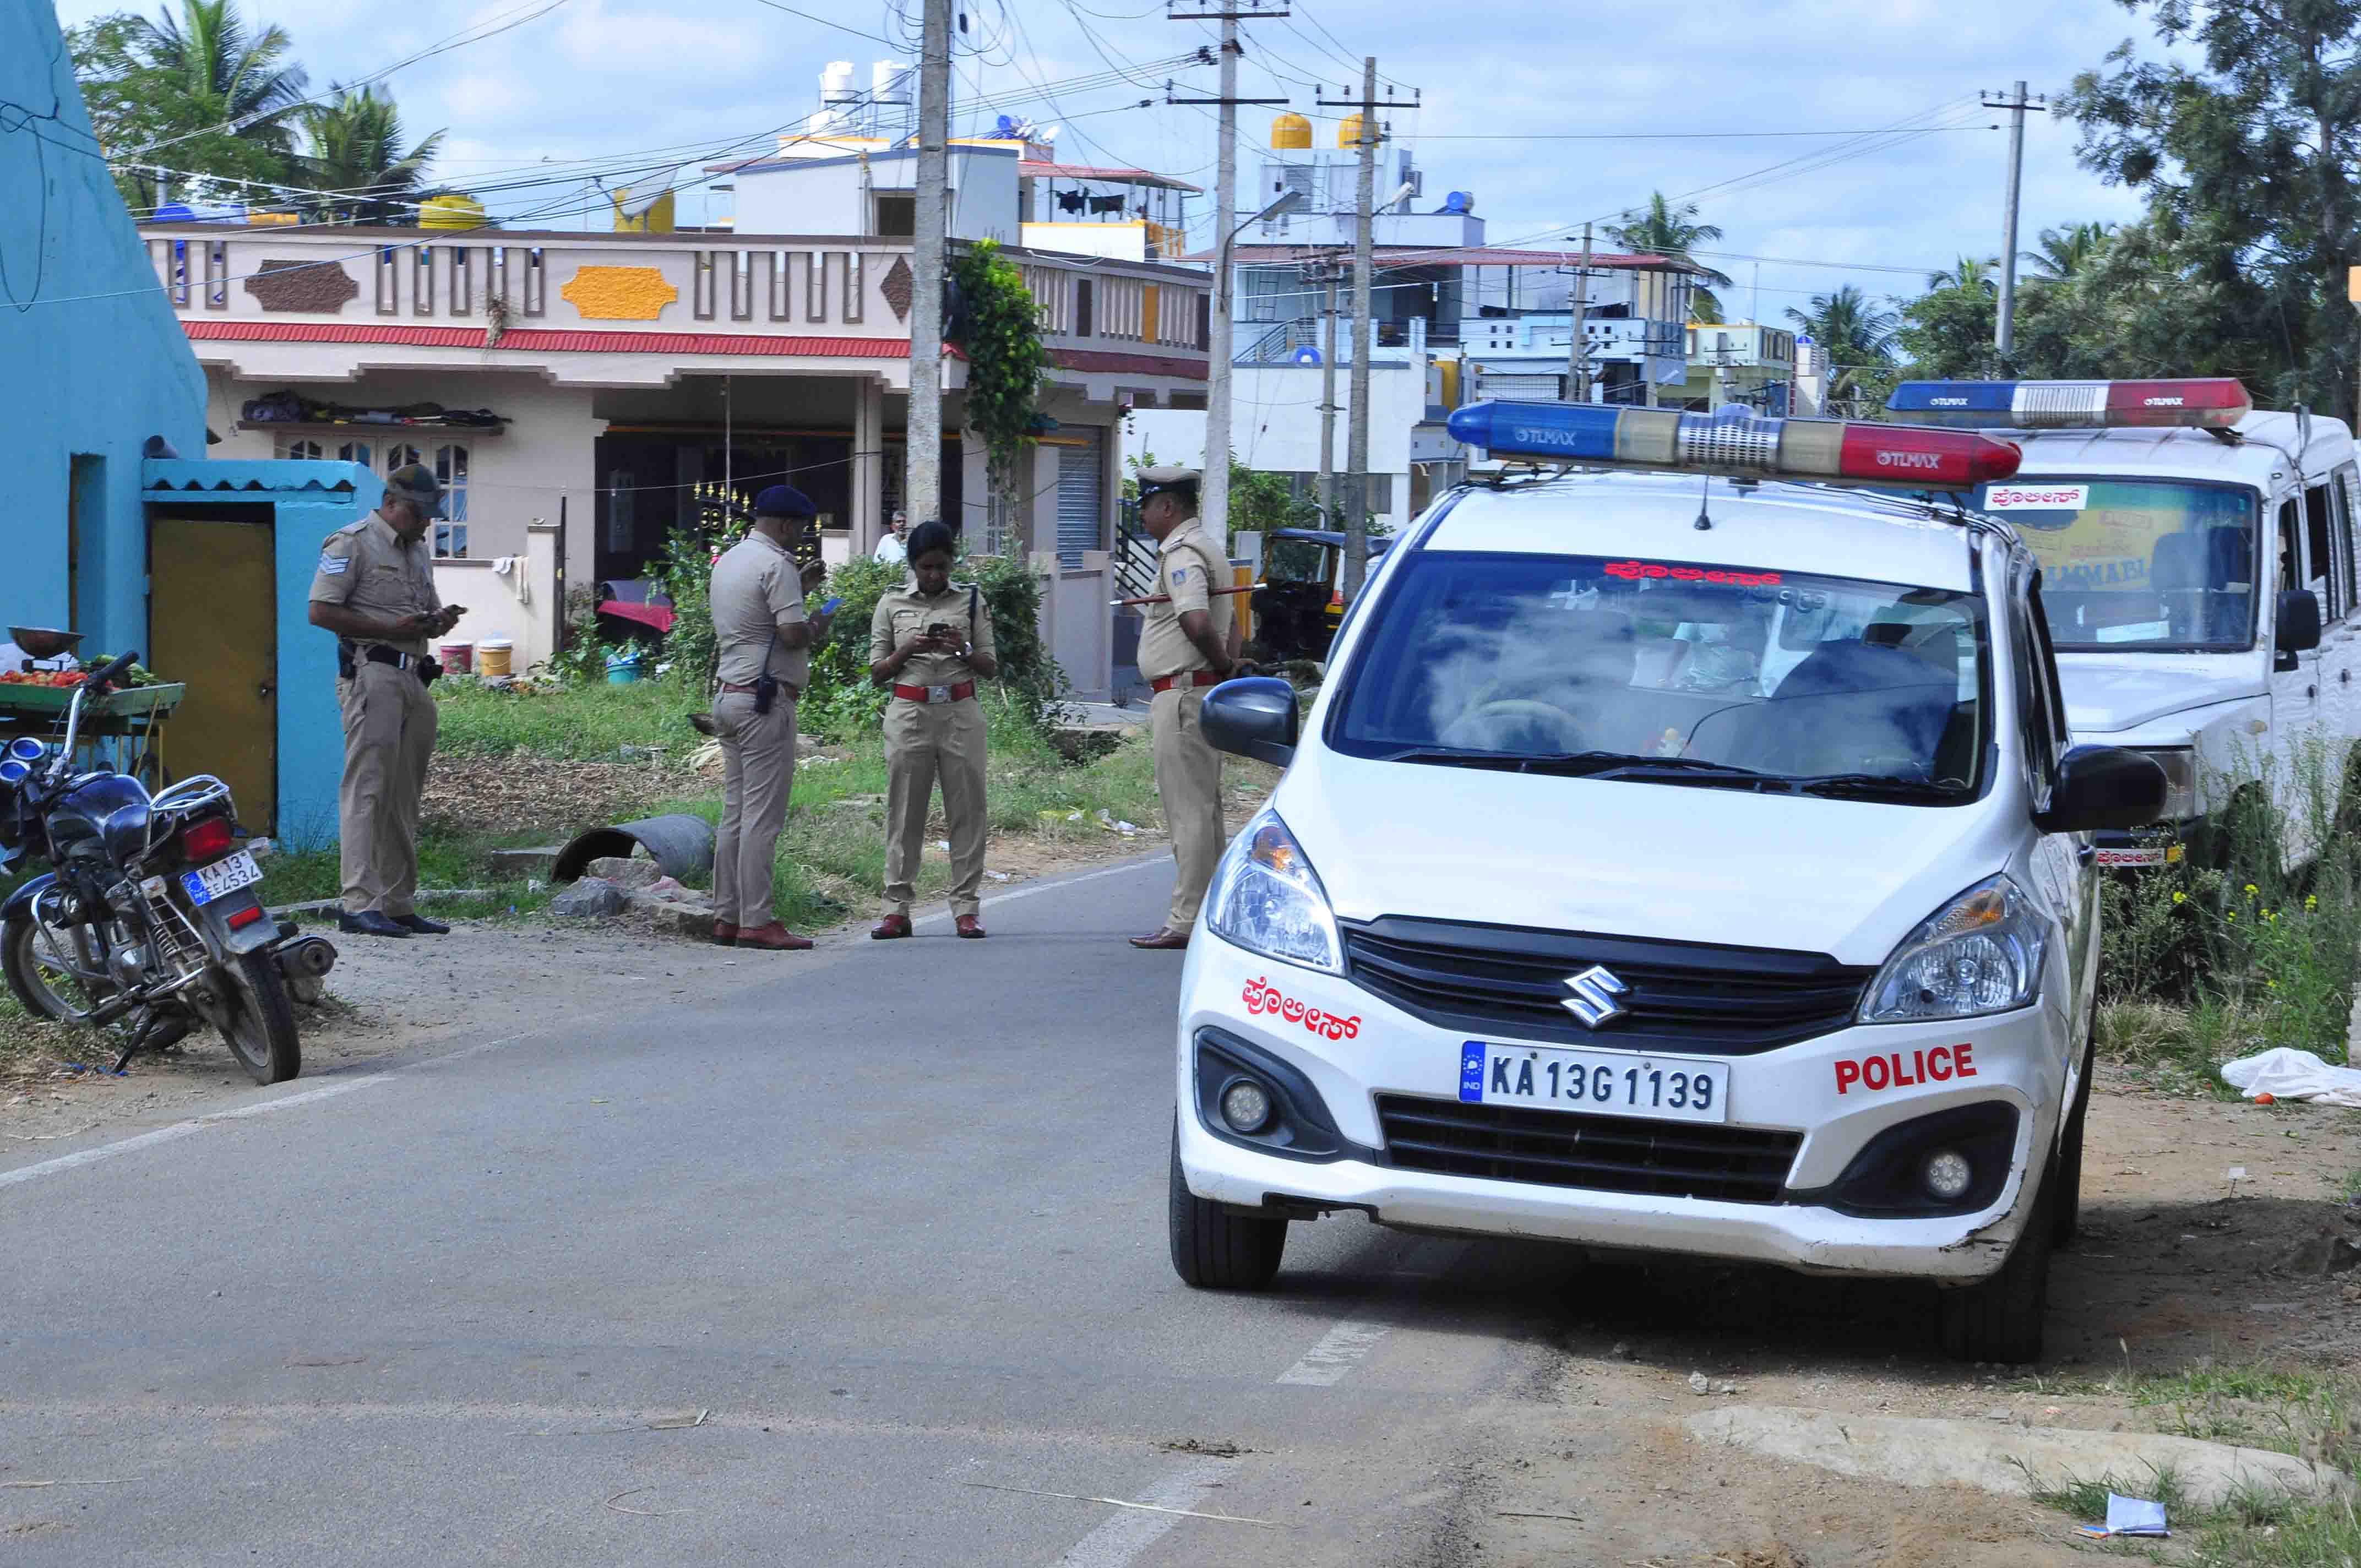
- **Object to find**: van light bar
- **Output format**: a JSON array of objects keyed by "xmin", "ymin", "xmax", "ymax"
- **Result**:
[
  {"xmin": 1883, "ymin": 378, "xmax": 2251, "ymax": 431},
  {"xmin": 1445, "ymin": 401, "xmax": 2022, "ymax": 490}
]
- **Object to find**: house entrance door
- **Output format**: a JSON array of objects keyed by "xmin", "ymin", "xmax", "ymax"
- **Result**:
[{"xmin": 149, "ymin": 515, "xmax": 278, "ymax": 834}]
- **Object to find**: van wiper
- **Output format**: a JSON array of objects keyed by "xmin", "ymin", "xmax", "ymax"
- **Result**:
[
  {"xmin": 1791, "ymin": 772, "xmax": 1971, "ymax": 802},
  {"xmin": 1379, "ymin": 746, "xmax": 1531, "ymax": 770},
  {"xmin": 1522, "ymin": 752, "xmax": 1783, "ymax": 786}
]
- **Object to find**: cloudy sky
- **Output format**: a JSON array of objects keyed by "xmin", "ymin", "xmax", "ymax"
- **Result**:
[{"xmin": 55, "ymin": 0, "xmax": 2172, "ymax": 320}]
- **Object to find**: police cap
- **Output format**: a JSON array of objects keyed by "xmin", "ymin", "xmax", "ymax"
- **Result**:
[
  {"xmin": 1135, "ymin": 466, "xmax": 1199, "ymax": 510},
  {"xmin": 754, "ymin": 484, "xmax": 818, "ymax": 520}
]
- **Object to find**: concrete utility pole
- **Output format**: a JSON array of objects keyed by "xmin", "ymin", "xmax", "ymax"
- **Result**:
[
  {"xmin": 1564, "ymin": 222, "xmax": 1592, "ymax": 404},
  {"xmin": 905, "ymin": 0, "xmax": 951, "ymax": 527},
  {"xmin": 1345, "ymin": 57, "xmax": 1378, "ymax": 597},
  {"xmin": 1985, "ymin": 81, "xmax": 2046, "ymax": 364},
  {"xmin": 1167, "ymin": 1, "xmax": 1290, "ymax": 548},
  {"xmin": 1317, "ymin": 262, "xmax": 1339, "ymax": 522}
]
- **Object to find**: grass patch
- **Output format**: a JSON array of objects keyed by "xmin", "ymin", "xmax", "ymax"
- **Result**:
[{"xmin": 433, "ymin": 678, "xmax": 701, "ymax": 763}]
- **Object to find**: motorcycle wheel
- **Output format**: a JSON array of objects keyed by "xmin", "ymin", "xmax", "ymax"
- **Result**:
[
  {"xmin": 2, "ymin": 912, "xmax": 111, "ymax": 1022},
  {"xmin": 217, "ymin": 951, "xmax": 301, "ymax": 1085}
]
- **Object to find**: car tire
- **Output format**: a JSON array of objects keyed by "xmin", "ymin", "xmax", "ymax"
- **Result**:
[
  {"xmin": 2051, "ymin": 1032, "xmax": 2094, "ymax": 1249},
  {"xmin": 1168, "ymin": 1126, "xmax": 1286, "ymax": 1290},
  {"xmin": 1940, "ymin": 1167, "xmax": 2054, "ymax": 1364}
]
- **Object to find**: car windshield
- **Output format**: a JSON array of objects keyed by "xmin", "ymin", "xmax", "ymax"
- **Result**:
[
  {"xmin": 1973, "ymin": 477, "xmax": 2261, "ymax": 652},
  {"xmin": 1330, "ymin": 551, "xmax": 1991, "ymax": 801}
]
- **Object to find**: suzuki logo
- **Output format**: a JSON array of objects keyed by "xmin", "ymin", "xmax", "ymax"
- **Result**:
[{"xmin": 1562, "ymin": 965, "xmax": 1631, "ymax": 1028}]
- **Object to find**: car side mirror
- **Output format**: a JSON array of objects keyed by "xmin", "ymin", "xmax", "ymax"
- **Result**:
[
  {"xmin": 2275, "ymin": 587, "xmax": 2321, "ymax": 671},
  {"xmin": 2034, "ymin": 744, "xmax": 2168, "ymax": 835},
  {"xmin": 1199, "ymin": 676, "xmax": 1299, "ymax": 767}
]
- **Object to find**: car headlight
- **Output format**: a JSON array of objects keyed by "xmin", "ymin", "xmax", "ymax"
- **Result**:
[
  {"xmin": 2134, "ymin": 747, "xmax": 2197, "ymax": 821},
  {"xmin": 1859, "ymin": 874, "xmax": 2048, "ymax": 1023},
  {"xmin": 1204, "ymin": 809, "xmax": 1341, "ymax": 973}
]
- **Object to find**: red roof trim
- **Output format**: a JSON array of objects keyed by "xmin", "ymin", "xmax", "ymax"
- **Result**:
[
  {"xmin": 181, "ymin": 320, "xmax": 915, "ymax": 358},
  {"xmin": 1047, "ymin": 346, "xmax": 1207, "ymax": 380}
]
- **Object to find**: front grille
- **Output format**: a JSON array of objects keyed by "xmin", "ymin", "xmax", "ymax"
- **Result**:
[
  {"xmin": 1376, "ymin": 1095, "xmax": 1802, "ymax": 1204},
  {"xmin": 1341, "ymin": 916, "xmax": 1872, "ymax": 1054}
]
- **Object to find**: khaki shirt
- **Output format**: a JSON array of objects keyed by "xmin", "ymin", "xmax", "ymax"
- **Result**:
[
  {"xmin": 1138, "ymin": 519, "xmax": 1230, "ymax": 681},
  {"xmin": 308, "ymin": 511, "xmax": 443, "ymax": 656},
  {"xmin": 869, "ymin": 577, "xmax": 997, "ymax": 689},
  {"xmin": 709, "ymin": 533, "xmax": 811, "ymax": 689}
]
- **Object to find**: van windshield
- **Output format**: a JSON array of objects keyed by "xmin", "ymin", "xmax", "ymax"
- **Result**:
[
  {"xmin": 1329, "ymin": 551, "xmax": 1991, "ymax": 803},
  {"xmin": 1972, "ymin": 477, "xmax": 2261, "ymax": 652}
]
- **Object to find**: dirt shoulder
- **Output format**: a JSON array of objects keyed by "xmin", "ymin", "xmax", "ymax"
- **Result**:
[{"xmin": 1449, "ymin": 1084, "xmax": 2361, "ymax": 1567}]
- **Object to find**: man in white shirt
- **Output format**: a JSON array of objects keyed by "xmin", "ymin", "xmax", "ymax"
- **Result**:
[{"xmin": 873, "ymin": 510, "xmax": 911, "ymax": 565}]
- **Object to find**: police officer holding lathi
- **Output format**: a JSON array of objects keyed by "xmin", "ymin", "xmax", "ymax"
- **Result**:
[
  {"xmin": 307, "ymin": 464, "xmax": 464, "ymax": 939},
  {"xmin": 708, "ymin": 485, "xmax": 834, "ymax": 952},
  {"xmin": 1129, "ymin": 467, "xmax": 1237, "ymax": 951},
  {"xmin": 868, "ymin": 521, "xmax": 997, "ymax": 940}
]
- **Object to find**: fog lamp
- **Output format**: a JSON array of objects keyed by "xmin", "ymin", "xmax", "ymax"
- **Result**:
[
  {"xmin": 1220, "ymin": 1079, "xmax": 1274, "ymax": 1134},
  {"xmin": 1922, "ymin": 1148, "xmax": 1974, "ymax": 1202}
]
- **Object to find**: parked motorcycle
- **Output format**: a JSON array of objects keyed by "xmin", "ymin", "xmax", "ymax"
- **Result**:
[{"xmin": 0, "ymin": 651, "xmax": 333, "ymax": 1084}]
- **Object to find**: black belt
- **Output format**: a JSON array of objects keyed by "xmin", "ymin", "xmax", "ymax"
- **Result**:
[{"xmin": 362, "ymin": 646, "xmax": 425, "ymax": 671}]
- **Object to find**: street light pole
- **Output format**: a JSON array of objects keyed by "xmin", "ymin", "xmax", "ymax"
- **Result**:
[{"xmin": 906, "ymin": 0, "xmax": 951, "ymax": 527}]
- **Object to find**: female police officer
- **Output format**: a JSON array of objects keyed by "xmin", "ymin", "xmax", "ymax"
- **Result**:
[{"xmin": 868, "ymin": 521, "xmax": 998, "ymax": 939}]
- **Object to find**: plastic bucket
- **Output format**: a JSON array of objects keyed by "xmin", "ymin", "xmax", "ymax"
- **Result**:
[
  {"xmin": 478, "ymin": 637, "xmax": 513, "ymax": 678},
  {"xmin": 438, "ymin": 640, "xmax": 474, "ymax": 674},
  {"xmin": 605, "ymin": 650, "xmax": 644, "ymax": 685}
]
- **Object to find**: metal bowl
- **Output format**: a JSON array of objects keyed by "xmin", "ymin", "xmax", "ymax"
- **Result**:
[{"xmin": 8, "ymin": 627, "xmax": 83, "ymax": 660}]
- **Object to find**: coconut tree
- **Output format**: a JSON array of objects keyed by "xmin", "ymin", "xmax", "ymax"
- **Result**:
[
  {"xmin": 1786, "ymin": 285, "xmax": 1900, "ymax": 411},
  {"xmin": 296, "ymin": 87, "xmax": 445, "ymax": 225},
  {"xmin": 1924, "ymin": 255, "xmax": 2001, "ymax": 295},
  {"xmin": 1604, "ymin": 190, "xmax": 1734, "ymax": 322},
  {"xmin": 118, "ymin": 0, "xmax": 309, "ymax": 205},
  {"xmin": 2025, "ymin": 222, "xmax": 2116, "ymax": 283}
]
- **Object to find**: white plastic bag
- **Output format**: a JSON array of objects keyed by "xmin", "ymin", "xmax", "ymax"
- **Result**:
[{"xmin": 2219, "ymin": 1047, "xmax": 2361, "ymax": 1108}]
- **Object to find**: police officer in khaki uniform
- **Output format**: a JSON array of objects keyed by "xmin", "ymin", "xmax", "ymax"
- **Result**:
[
  {"xmin": 1129, "ymin": 467, "xmax": 1238, "ymax": 950},
  {"xmin": 307, "ymin": 465, "xmax": 464, "ymax": 939},
  {"xmin": 708, "ymin": 485, "xmax": 833, "ymax": 952},
  {"xmin": 867, "ymin": 521, "xmax": 999, "ymax": 940}
]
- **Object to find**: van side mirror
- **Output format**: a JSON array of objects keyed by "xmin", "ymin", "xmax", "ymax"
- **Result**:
[
  {"xmin": 2034, "ymin": 744, "xmax": 2168, "ymax": 835},
  {"xmin": 1199, "ymin": 676, "xmax": 1299, "ymax": 767},
  {"xmin": 2275, "ymin": 588, "xmax": 2322, "ymax": 671}
]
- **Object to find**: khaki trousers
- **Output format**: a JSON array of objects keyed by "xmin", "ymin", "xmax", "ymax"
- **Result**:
[
  {"xmin": 1150, "ymin": 685, "xmax": 1226, "ymax": 930},
  {"xmin": 337, "ymin": 660, "xmax": 438, "ymax": 918},
  {"xmin": 882, "ymin": 696, "xmax": 989, "ymax": 917},
  {"xmin": 714, "ymin": 690, "xmax": 798, "ymax": 929}
]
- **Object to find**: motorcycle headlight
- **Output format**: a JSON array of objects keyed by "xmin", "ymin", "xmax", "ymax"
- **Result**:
[
  {"xmin": 1205, "ymin": 809, "xmax": 1341, "ymax": 973},
  {"xmin": 2134, "ymin": 747, "xmax": 2198, "ymax": 821},
  {"xmin": 1859, "ymin": 874, "xmax": 2048, "ymax": 1023}
]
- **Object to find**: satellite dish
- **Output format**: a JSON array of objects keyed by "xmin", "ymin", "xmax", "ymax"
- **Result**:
[{"xmin": 1291, "ymin": 346, "xmax": 1323, "ymax": 366}]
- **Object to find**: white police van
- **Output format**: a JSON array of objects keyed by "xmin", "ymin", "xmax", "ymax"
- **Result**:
[
  {"xmin": 1885, "ymin": 379, "xmax": 2361, "ymax": 867},
  {"xmin": 1168, "ymin": 400, "xmax": 2165, "ymax": 1363}
]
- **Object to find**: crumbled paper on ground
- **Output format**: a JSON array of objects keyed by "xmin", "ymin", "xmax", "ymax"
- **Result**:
[{"xmin": 2219, "ymin": 1047, "xmax": 2361, "ymax": 1108}]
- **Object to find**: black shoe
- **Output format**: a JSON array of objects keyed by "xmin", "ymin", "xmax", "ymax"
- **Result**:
[
  {"xmin": 338, "ymin": 911, "xmax": 412, "ymax": 938},
  {"xmin": 393, "ymin": 913, "xmax": 450, "ymax": 935}
]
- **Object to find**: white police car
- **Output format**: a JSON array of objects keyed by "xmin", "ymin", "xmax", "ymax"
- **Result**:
[
  {"xmin": 1885, "ymin": 379, "xmax": 2361, "ymax": 869},
  {"xmin": 1168, "ymin": 400, "xmax": 2167, "ymax": 1363}
]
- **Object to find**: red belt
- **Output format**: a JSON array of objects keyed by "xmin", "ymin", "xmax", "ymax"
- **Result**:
[
  {"xmin": 893, "ymin": 681, "xmax": 976, "ymax": 704},
  {"xmin": 1150, "ymin": 670, "xmax": 1218, "ymax": 693},
  {"xmin": 720, "ymin": 679, "xmax": 802, "ymax": 698}
]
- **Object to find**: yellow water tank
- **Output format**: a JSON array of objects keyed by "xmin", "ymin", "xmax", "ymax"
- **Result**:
[
  {"xmin": 1339, "ymin": 112, "xmax": 1368, "ymax": 149},
  {"xmin": 1271, "ymin": 112, "xmax": 1312, "ymax": 149},
  {"xmin": 420, "ymin": 194, "xmax": 487, "ymax": 231},
  {"xmin": 246, "ymin": 210, "xmax": 301, "ymax": 227}
]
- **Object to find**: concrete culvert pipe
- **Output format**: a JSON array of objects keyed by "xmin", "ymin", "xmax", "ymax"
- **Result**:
[{"xmin": 552, "ymin": 814, "xmax": 716, "ymax": 886}]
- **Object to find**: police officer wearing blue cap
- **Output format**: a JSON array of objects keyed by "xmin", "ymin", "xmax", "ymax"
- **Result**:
[{"xmin": 707, "ymin": 484, "xmax": 834, "ymax": 951}]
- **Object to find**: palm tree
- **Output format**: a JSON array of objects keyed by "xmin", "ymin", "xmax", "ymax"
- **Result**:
[
  {"xmin": 1604, "ymin": 190, "xmax": 1733, "ymax": 323},
  {"xmin": 120, "ymin": 0, "xmax": 309, "ymax": 205},
  {"xmin": 297, "ymin": 88, "xmax": 445, "ymax": 225},
  {"xmin": 1786, "ymin": 285, "xmax": 1900, "ymax": 408},
  {"xmin": 2025, "ymin": 222, "xmax": 2116, "ymax": 283},
  {"xmin": 1925, "ymin": 255, "xmax": 2000, "ymax": 294}
]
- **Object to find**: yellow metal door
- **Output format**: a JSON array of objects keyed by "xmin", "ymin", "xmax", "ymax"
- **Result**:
[{"xmin": 149, "ymin": 516, "xmax": 277, "ymax": 833}]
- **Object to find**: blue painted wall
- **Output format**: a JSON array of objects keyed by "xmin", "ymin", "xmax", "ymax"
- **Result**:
[
  {"xmin": 145, "ymin": 461, "xmax": 382, "ymax": 847},
  {"xmin": 0, "ymin": 0, "xmax": 208, "ymax": 652}
]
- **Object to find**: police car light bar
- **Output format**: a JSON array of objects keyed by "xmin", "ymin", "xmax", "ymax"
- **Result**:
[
  {"xmin": 1883, "ymin": 378, "xmax": 2252, "ymax": 431},
  {"xmin": 1445, "ymin": 401, "xmax": 2022, "ymax": 490}
]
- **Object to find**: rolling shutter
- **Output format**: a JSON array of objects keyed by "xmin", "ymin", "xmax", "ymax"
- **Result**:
[
  {"xmin": 1480, "ymin": 372, "xmax": 1564, "ymax": 401},
  {"xmin": 1056, "ymin": 432, "xmax": 1105, "ymax": 566}
]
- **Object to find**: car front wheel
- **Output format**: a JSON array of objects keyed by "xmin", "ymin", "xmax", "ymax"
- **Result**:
[{"xmin": 1167, "ymin": 1125, "xmax": 1287, "ymax": 1289}]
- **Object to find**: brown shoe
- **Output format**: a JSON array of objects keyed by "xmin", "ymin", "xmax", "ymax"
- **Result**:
[
  {"xmin": 955, "ymin": 914, "xmax": 987, "ymax": 939},
  {"xmin": 736, "ymin": 922, "xmax": 814, "ymax": 951},
  {"xmin": 711, "ymin": 921, "xmax": 738, "ymax": 946},
  {"xmin": 871, "ymin": 913, "xmax": 913, "ymax": 940},
  {"xmin": 1128, "ymin": 927, "xmax": 1191, "ymax": 950}
]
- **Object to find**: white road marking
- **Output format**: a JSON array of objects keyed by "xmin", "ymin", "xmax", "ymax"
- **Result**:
[
  {"xmin": 0, "ymin": 1074, "xmax": 390, "ymax": 1190},
  {"xmin": 913, "ymin": 856, "xmax": 1162, "ymax": 927},
  {"xmin": 1276, "ymin": 1320, "xmax": 1390, "ymax": 1387},
  {"xmin": 1049, "ymin": 1456, "xmax": 1242, "ymax": 1568}
]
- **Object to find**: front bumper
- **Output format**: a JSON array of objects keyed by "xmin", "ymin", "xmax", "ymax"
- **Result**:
[{"xmin": 1174, "ymin": 934, "xmax": 2069, "ymax": 1282}]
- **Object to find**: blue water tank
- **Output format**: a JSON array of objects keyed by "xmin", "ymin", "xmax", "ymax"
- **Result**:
[
  {"xmin": 1291, "ymin": 346, "xmax": 1323, "ymax": 366},
  {"xmin": 1437, "ymin": 190, "xmax": 1474, "ymax": 215}
]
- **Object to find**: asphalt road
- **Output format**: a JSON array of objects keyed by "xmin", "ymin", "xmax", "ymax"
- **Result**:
[{"xmin": 0, "ymin": 857, "xmax": 1577, "ymax": 1566}]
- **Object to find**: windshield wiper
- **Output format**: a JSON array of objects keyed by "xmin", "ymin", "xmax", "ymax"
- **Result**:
[
  {"xmin": 1791, "ymin": 772, "xmax": 1971, "ymax": 802},
  {"xmin": 1520, "ymin": 752, "xmax": 1785, "ymax": 786},
  {"xmin": 1379, "ymin": 745, "xmax": 1532, "ymax": 770}
]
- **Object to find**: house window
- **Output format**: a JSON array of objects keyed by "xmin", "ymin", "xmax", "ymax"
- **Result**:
[
  {"xmin": 435, "ymin": 444, "xmax": 470, "ymax": 524},
  {"xmin": 873, "ymin": 193, "xmax": 915, "ymax": 237},
  {"xmin": 275, "ymin": 438, "xmax": 323, "ymax": 461},
  {"xmin": 338, "ymin": 441, "xmax": 374, "ymax": 472}
]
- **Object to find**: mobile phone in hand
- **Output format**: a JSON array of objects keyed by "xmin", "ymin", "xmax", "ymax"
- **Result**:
[{"xmin": 820, "ymin": 596, "xmax": 844, "ymax": 615}]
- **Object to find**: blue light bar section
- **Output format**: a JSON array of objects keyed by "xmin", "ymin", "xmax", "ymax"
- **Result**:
[
  {"xmin": 1884, "ymin": 382, "xmax": 2019, "ymax": 427},
  {"xmin": 1445, "ymin": 401, "xmax": 1622, "ymax": 461}
]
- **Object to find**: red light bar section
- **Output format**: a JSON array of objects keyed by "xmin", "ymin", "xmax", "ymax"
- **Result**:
[
  {"xmin": 1835, "ymin": 426, "xmax": 2022, "ymax": 489},
  {"xmin": 2103, "ymin": 379, "xmax": 2251, "ymax": 428}
]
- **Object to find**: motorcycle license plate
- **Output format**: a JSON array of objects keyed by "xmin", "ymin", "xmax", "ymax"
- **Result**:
[
  {"xmin": 182, "ymin": 851, "xmax": 262, "ymax": 906},
  {"xmin": 1459, "ymin": 1041, "xmax": 1730, "ymax": 1125}
]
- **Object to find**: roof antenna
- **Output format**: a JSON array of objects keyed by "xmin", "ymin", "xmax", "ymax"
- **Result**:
[{"xmin": 1693, "ymin": 467, "xmax": 1713, "ymax": 530}]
